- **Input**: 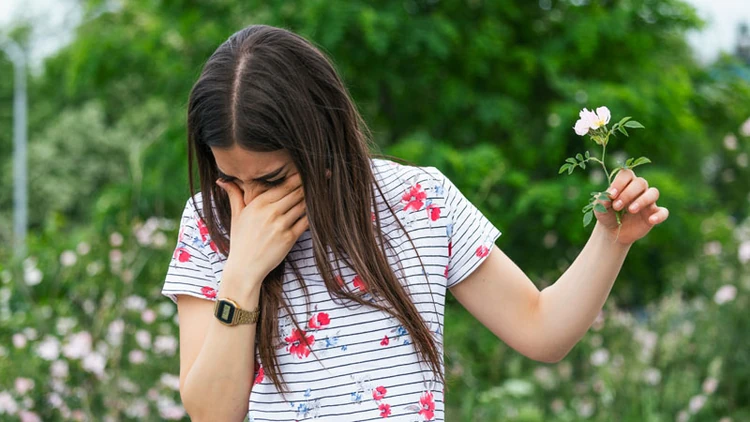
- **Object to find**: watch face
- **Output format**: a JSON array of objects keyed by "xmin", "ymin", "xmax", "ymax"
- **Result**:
[{"xmin": 216, "ymin": 300, "xmax": 236, "ymax": 324}]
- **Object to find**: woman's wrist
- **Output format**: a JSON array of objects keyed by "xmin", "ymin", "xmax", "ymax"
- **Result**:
[{"xmin": 217, "ymin": 266, "xmax": 264, "ymax": 308}]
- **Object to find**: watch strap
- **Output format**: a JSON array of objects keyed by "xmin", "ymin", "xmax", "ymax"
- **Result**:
[{"xmin": 214, "ymin": 298, "xmax": 260, "ymax": 326}]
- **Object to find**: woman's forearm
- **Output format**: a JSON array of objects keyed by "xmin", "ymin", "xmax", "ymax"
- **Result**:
[
  {"xmin": 536, "ymin": 221, "xmax": 632, "ymax": 361},
  {"xmin": 181, "ymin": 273, "xmax": 261, "ymax": 422}
]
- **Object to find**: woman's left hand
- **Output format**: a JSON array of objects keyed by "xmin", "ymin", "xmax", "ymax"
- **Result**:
[{"xmin": 594, "ymin": 168, "xmax": 669, "ymax": 246}]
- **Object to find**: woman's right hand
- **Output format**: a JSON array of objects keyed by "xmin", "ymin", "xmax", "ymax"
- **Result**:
[{"xmin": 215, "ymin": 172, "xmax": 308, "ymax": 290}]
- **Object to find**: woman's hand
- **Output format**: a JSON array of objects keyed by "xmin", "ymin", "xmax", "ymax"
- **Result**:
[
  {"xmin": 216, "ymin": 173, "xmax": 309, "ymax": 287},
  {"xmin": 594, "ymin": 168, "xmax": 669, "ymax": 246}
]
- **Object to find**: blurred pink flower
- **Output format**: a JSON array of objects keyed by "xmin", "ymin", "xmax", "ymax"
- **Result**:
[
  {"xmin": 702, "ymin": 378, "xmax": 719, "ymax": 395},
  {"xmin": 82, "ymin": 352, "xmax": 106, "ymax": 378},
  {"xmin": 60, "ymin": 251, "xmax": 77, "ymax": 267},
  {"xmin": 110, "ymin": 232, "xmax": 124, "ymax": 247},
  {"xmin": 75, "ymin": 241, "xmax": 91, "ymax": 255},
  {"xmin": 50, "ymin": 360, "xmax": 69, "ymax": 378},
  {"xmin": 704, "ymin": 241, "xmax": 722, "ymax": 256},
  {"xmin": 159, "ymin": 405, "xmax": 186, "ymax": 420},
  {"xmin": 47, "ymin": 392, "xmax": 64, "ymax": 409},
  {"xmin": 590, "ymin": 348, "xmax": 610, "ymax": 366},
  {"xmin": 724, "ymin": 134, "xmax": 738, "ymax": 150},
  {"xmin": 714, "ymin": 285, "xmax": 737, "ymax": 305},
  {"xmin": 642, "ymin": 368, "xmax": 662, "ymax": 386},
  {"xmin": 160, "ymin": 374, "xmax": 181, "ymax": 391},
  {"xmin": 575, "ymin": 396, "xmax": 595, "ymax": 418},
  {"xmin": 18, "ymin": 410, "xmax": 41, "ymax": 422},
  {"xmin": 125, "ymin": 295, "xmax": 147, "ymax": 311},
  {"xmin": 62, "ymin": 332, "xmax": 92, "ymax": 359},
  {"xmin": 12, "ymin": 333, "xmax": 26, "ymax": 349},
  {"xmin": 141, "ymin": 309, "xmax": 157, "ymax": 324},
  {"xmin": 36, "ymin": 336, "xmax": 61, "ymax": 361},
  {"xmin": 0, "ymin": 391, "xmax": 18, "ymax": 415},
  {"xmin": 154, "ymin": 335, "xmax": 178, "ymax": 356},
  {"xmin": 741, "ymin": 117, "xmax": 750, "ymax": 137},
  {"xmin": 136, "ymin": 330, "xmax": 152, "ymax": 349},
  {"xmin": 738, "ymin": 241, "xmax": 750, "ymax": 264},
  {"xmin": 107, "ymin": 320, "xmax": 125, "ymax": 346},
  {"xmin": 689, "ymin": 394, "xmax": 707, "ymax": 413},
  {"xmin": 677, "ymin": 411, "xmax": 689, "ymax": 422},
  {"xmin": 129, "ymin": 350, "xmax": 146, "ymax": 364},
  {"xmin": 14, "ymin": 378, "xmax": 34, "ymax": 395}
]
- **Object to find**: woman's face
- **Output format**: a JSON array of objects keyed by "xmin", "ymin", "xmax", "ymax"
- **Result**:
[{"xmin": 211, "ymin": 145, "xmax": 299, "ymax": 205}]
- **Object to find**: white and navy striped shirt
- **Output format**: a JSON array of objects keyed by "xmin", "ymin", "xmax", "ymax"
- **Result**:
[{"xmin": 162, "ymin": 158, "xmax": 502, "ymax": 421}]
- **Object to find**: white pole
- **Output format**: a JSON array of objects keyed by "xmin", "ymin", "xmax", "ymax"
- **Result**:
[{"xmin": 1, "ymin": 38, "xmax": 28, "ymax": 259}]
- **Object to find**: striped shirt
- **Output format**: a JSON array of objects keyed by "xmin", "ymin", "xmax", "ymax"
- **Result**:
[{"xmin": 162, "ymin": 158, "xmax": 502, "ymax": 421}]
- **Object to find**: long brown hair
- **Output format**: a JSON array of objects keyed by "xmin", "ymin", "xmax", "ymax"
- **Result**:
[{"xmin": 186, "ymin": 24, "xmax": 443, "ymax": 393}]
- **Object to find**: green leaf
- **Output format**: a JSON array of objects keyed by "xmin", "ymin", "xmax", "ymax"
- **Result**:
[
  {"xmin": 559, "ymin": 163, "xmax": 570, "ymax": 174},
  {"xmin": 576, "ymin": 153, "xmax": 583, "ymax": 162},
  {"xmin": 583, "ymin": 210, "xmax": 594, "ymax": 227},
  {"xmin": 624, "ymin": 120, "xmax": 645, "ymax": 129},
  {"xmin": 597, "ymin": 193, "xmax": 610, "ymax": 201},
  {"xmin": 618, "ymin": 127, "xmax": 629, "ymax": 137},
  {"xmin": 617, "ymin": 116, "xmax": 632, "ymax": 127},
  {"xmin": 568, "ymin": 166, "xmax": 574, "ymax": 175},
  {"xmin": 566, "ymin": 158, "xmax": 577, "ymax": 164},
  {"xmin": 579, "ymin": 162, "xmax": 586, "ymax": 169},
  {"xmin": 625, "ymin": 158, "xmax": 634, "ymax": 167},
  {"xmin": 585, "ymin": 151, "xmax": 590, "ymax": 159},
  {"xmin": 631, "ymin": 156, "xmax": 652, "ymax": 167},
  {"xmin": 594, "ymin": 203, "xmax": 607, "ymax": 213}
]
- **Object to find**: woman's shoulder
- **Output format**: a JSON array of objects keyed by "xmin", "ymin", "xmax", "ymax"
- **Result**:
[{"xmin": 370, "ymin": 157, "xmax": 447, "ymax": 190}]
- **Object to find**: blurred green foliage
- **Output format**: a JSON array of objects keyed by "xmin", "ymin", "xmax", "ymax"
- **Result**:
[{"xmin": 0, "ymin": 0, "xmax": 749, "ymax": 420}]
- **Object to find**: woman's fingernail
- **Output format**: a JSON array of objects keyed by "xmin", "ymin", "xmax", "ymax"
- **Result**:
[
  {"xmin": 614, "ymin": 200, "xmax": 623, "ymax": 209},
  {"xmin": 609, "ymin": 188, "xmax": 617, "ymax": 197}
]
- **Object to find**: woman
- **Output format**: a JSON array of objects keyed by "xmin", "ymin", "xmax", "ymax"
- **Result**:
[{"xmin": 162, "ymin": 25, "xmax": 669, "ymax": 421}]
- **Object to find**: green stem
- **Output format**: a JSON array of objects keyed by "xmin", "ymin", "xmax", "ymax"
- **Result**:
[{"xmin": 601, "ymin": 142, "xmax": 610, "ymax": 182}]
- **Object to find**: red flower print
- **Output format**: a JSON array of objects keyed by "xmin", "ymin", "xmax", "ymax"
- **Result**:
[
  {"xmin": 448, "ymin": 241, "xmax": 452, "ymax": 257},
  {"xmin": 253, "ymin": 362, "xmax": 264, "ymax": 385},
  {"xmin": 285, "ymin": 328, "xmax": 315, "ymax": 359},
  {"xmin": 200, "ymin": 286, "xmax": 217, "ymax": 299},
  {"xmin": 371, "ymin": 212, "xmax": 376, "ymax": 222},
  {"xmin": 308, "ymin": 312, "xmax": 331, "ymax": 330},
  {"xmin": 380, "ymin": 335, "xmax": 390, "ymax": 346},
  {"xmin": 174, "ymin": 247, "xmax": 191, "ymax": 262},
  {"xmin": 373, "ymin": 386, "xmax": 387, "ymax": 400},
  {"xmin": 353, "ymin": 275, "xmax": 367, "ymax": 292},
  {"xmin": 444, "ymin": 265, "xmax": 449, "ymax": 278},
  {"xmin": 335, "ymin": 275, "xmax": 345, "ymax": 287},
  {"xmin": 209, "ymin": 240, "xmax": 218, "ymax": 253},
  {"xmin": 475, "ymin": 245, "xmax": 490, "ymax": 258},
  {"xmin": 419, "ymin": 391, "xmax": 435, "ymax": 420},
  {"xmin": 379, "ymin": 403, "xmax": 391, "ymax": 417},
  {"xmin": 426, "ymin": 204, "xmax": 440, "ymax": 221},
  {"xmin": 196, "ymin": 217, "xmax": 210, "ymax": 242},
  {"xmin": 402, "ymin": 183, "xmax": 427, "ymax": 212}
]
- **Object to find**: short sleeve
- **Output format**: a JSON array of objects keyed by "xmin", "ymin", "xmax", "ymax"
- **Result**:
[
  {"xmin": 433, "ymin": 168, "xmax": 502, "ymax": 289},
  {"xmin": 161, "ymin": 194, "xmax": 220, "ymax": 304}
]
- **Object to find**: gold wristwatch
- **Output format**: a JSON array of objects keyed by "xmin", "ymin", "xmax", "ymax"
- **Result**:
[{"xmin": 214, "ymin": 298, "xmax": 260, "ymax": 326}]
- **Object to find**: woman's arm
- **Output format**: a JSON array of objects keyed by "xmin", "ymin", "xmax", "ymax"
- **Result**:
[
  {"xmin": 449, "ymin": 221, "xmax": 630, "ymax": 363},
  {"xmin": 449, "ymin": 167, "xmax": 668, "ymax": 362},
  {"xmin": 178, "ymin": 272, "xmax": 261, "ymax": 422}
]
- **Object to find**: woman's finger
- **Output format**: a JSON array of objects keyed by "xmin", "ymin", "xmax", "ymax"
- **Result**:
[
  {"xmin": 280, "ymin": 197, "xmax": 306, "ymax": 227},
  {"xmin": 627, "ymin": 187, "xmax": 660, "ymax": 214},
  {"xmin": 216, "ymin": 179, "xmax": 245, "ymax": 219},
  {"xmin": 258, "ymin": 172, "xmax": 303, "ymax": 204},
  {"xmin": 274, "ymin": 183, "xmax": 305, "ymax": 214},
  {"xmin": 648, "ymin": 206, "xmax": 669, "ymax": 225},
  {"xmin": 607, "ymin": 168, "xmax": 636, "ymax": 199},
  {"xmin": 612, "ymin": 176, "xmax": 649, "ymax": 212}
]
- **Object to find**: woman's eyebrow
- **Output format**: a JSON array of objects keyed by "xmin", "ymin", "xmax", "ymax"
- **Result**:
[{"xmin": 216, "ymin": 165, "xmax": 287, "ymax": 182}]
